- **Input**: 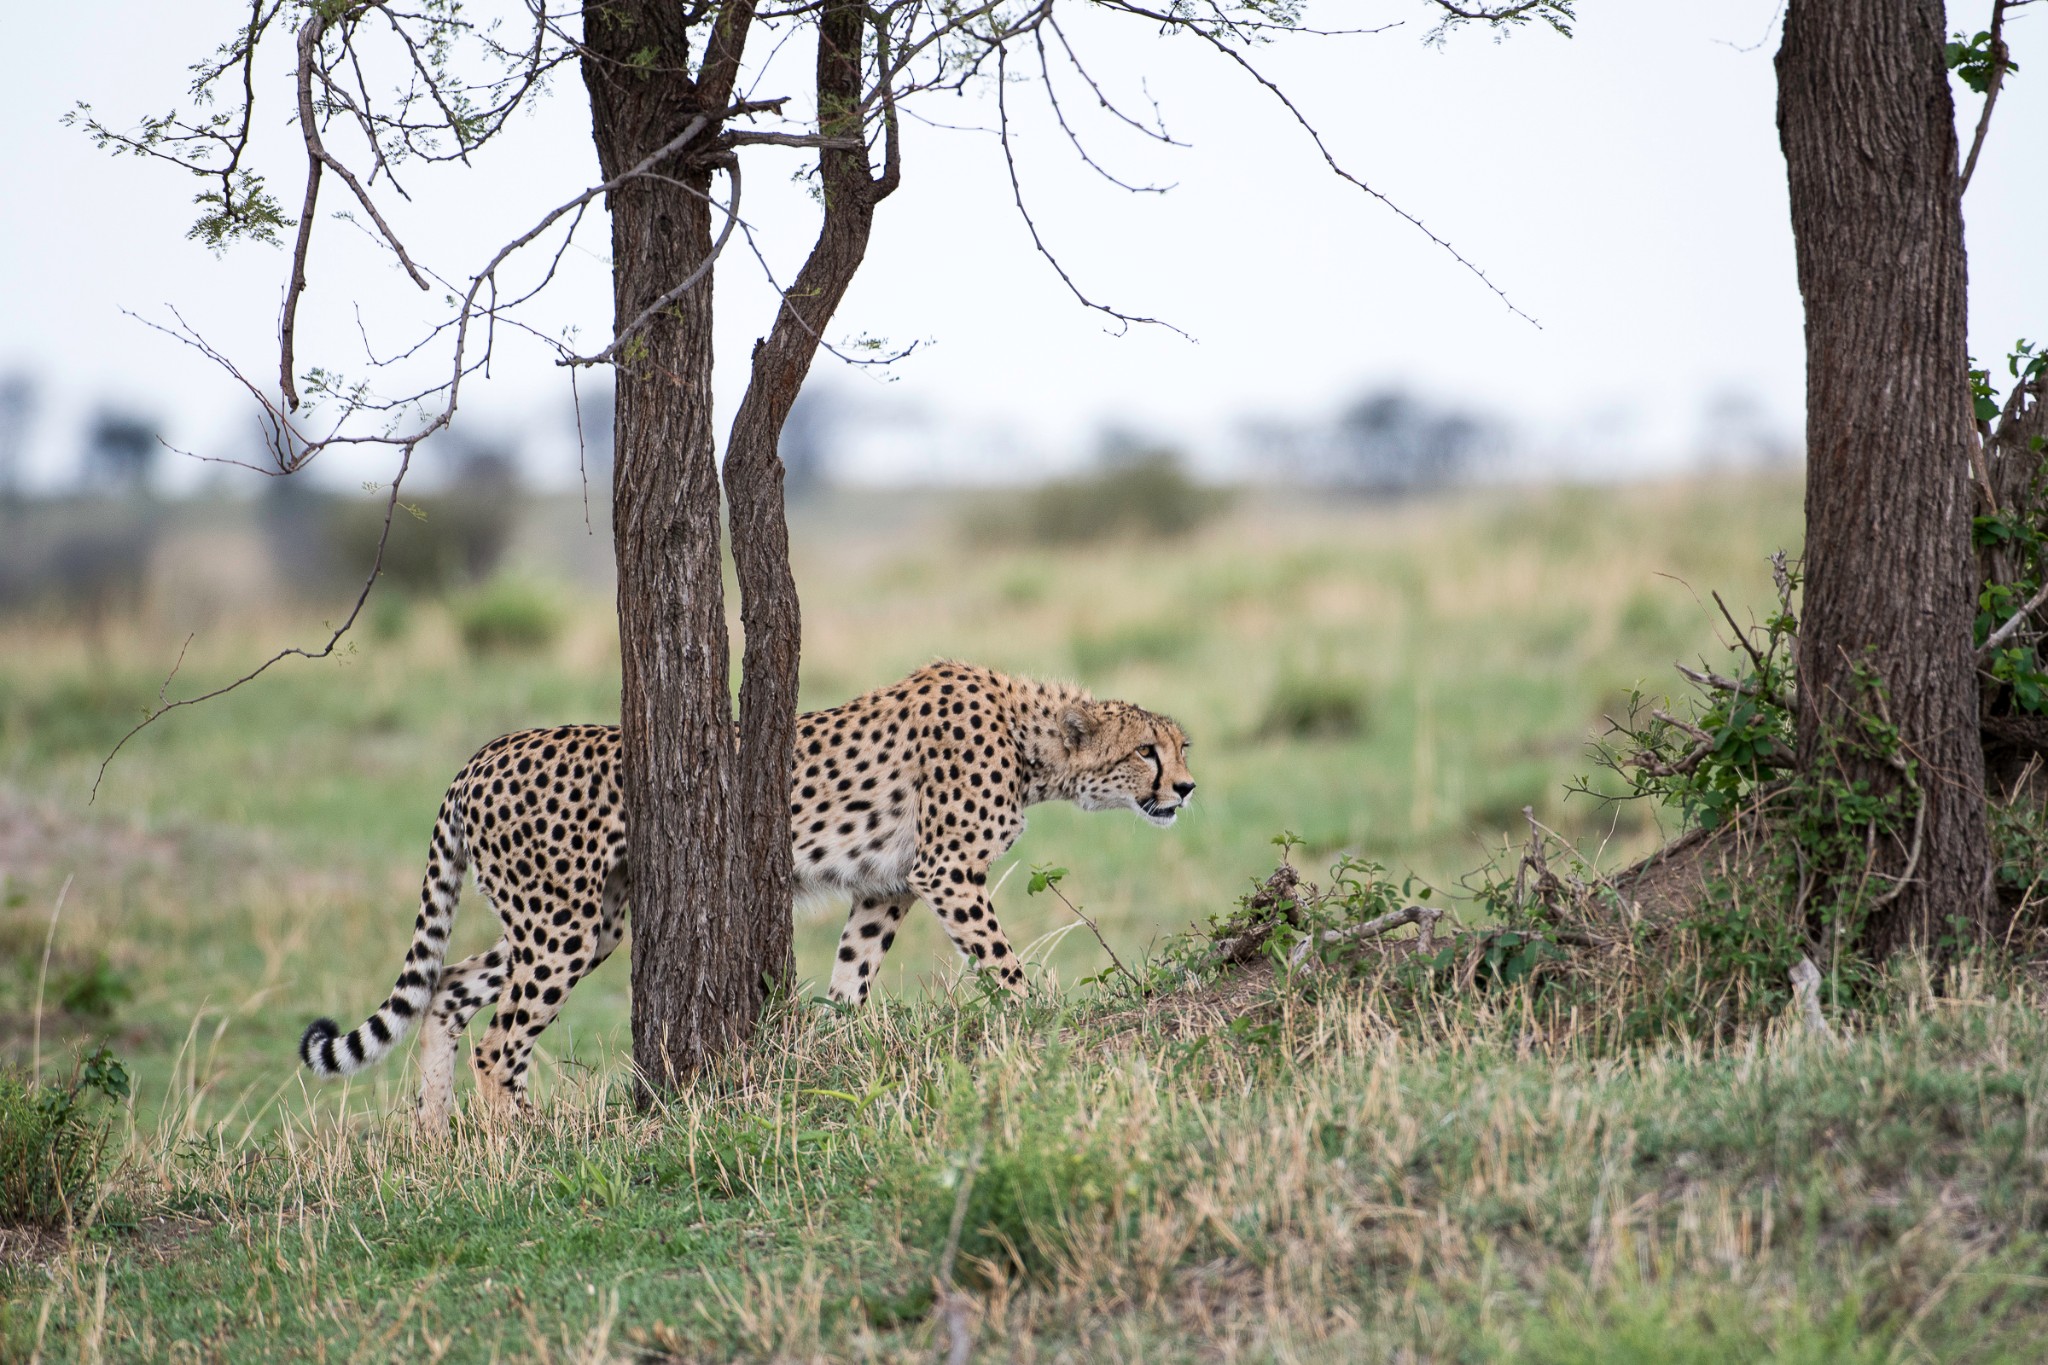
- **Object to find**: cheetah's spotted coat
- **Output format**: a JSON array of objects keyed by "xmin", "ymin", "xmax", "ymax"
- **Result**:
[{"xmin": 298, "ymin": 662, "xmax": 1195, "ymax": 1129}]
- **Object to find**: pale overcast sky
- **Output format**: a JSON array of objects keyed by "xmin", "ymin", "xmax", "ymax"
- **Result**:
[{"xmin": 1, "ymin": 2, "xmax": 2042, "ymax": 491}]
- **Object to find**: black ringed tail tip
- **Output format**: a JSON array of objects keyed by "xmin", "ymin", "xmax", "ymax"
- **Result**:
[{"xmin": 299, "ymin": 1017, "xmax": 341, "ymax": 1069}]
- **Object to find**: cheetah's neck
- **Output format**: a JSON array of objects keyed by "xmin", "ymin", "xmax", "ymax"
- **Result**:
[{"xmin": 1002, "ymin": 672, "xmax": 1094, "ymax": 808}]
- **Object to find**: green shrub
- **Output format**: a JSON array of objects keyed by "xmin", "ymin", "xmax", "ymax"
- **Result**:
[
  {"xmin": 56, "ymin": 957, "xmax": 132, "ymax": 1021},
  {"xmin": 1069, "ymin": 619, "xmax": 1193, "ymax": 679},
  {"xmin": 7, "ymin": 675, "xmax": 153, "ymax": 757},
  {"xmin": 326, "ymin": 488, "xmax": 519, "ymax": 595},
  {"xmin": 967, "ymin": 454, "xmax": 1231, "ymax": 546},
  {"xmin": 1254, "ymin": 671, "xmax": 1371, "ymax": 740},
  {"xmin": 453, "ymin": 579, "xmax": 563, "ymax": 655},
  {"xmin": 0, "ymin": 1047, "xmax": 129, "ymax": 1229}
]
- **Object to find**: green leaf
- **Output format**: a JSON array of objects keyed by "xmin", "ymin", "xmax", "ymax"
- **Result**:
[{"xmin": 1026, "ymin": 865, "xmax": 1067, "ymax": 895}]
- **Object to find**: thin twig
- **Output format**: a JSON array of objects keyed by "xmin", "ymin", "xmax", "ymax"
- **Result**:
[
  {"xmin": 32, "ymin": 875, "xmax": 76, "ymax": 1091},
  {"xmin": 1041, "ymin": 881, "xmax": 1146, "ymax": 996},
  {"xmin": 993, "ymin": 36, "xmax": 1190, "ymax": 339},
  {"xmin": 1712, "ymin": 590, "xmax": 1775, "ymax": 683},
  {"xmin": 1103, "ymin": 0, "xmax": 1541, "ymax": 328}
]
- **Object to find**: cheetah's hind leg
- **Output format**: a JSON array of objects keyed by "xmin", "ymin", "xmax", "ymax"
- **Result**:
[{"xmin": 415, "ymin": 940, "xmax": 507, "ymax": 1135}]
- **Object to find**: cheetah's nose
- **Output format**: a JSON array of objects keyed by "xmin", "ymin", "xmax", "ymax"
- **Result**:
[{"xmin": 1174, "ymin": 781, "xmax": 1196, "ymax": 798}]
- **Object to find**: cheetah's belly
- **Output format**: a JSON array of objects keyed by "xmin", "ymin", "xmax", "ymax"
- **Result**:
[{"xmin": 789, "ymin": 802, "xmax": 920, "ymax": 898}]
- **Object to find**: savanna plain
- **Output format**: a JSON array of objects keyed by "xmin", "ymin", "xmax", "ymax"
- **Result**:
[{"xmin": 7, "ymin": 476, "xmax": 2048, "ymax": 1362}]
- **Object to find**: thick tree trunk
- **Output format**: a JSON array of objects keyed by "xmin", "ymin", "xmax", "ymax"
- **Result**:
[
  {"xmin": 723, "ymin": 0, "xmax": 891, "ymax": 988},
  {"xmin": 1778, "ymin": 0, "xmax": 1994, "ymax": 955},
  {"xmin": 582, "ymin": 0, "xmax": 878, "ymax": 1088},
  {"xmin": 583, "ymin": 3, "xmax": 748, "ymax": 1090}
]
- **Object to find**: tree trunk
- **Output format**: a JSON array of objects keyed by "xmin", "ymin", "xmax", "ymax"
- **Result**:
[
  {"xmin": 582, "ymin": 0, "xmax": 878, "ymax": 1089},
  {"xmin": 722, "ymin": 0, "xmax": 893, "ymax": 989},
  {"xmin": 583, "ymin": 3, "xmax": 748, "ymax": 1091},
  {"xmin": 1777, "ymin": 0, "xmax": 1994, "ymax": 955}
]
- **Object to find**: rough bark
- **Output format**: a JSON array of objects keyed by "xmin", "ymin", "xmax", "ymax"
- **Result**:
[
  {"xmin": 722, "ymin": 0, "xmax": 893, "ymax": 992},
  {"xmin": 583, "ymin": 1, "xmax": 747, "ymax": 1091},
  {"xmin": 1777, "ymin": 0, "xmax": 1994, "ymax": 955}
]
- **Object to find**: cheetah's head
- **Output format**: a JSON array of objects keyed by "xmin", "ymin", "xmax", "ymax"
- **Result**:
[{"xmin": 1062, "ymin": 701, "xmax": 1195, "ymax": 828}]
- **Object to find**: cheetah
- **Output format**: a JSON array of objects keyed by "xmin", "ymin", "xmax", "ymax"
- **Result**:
[{"xmin": 298, "ymin": 661, "xmax": 1195, "ymax": 1129}]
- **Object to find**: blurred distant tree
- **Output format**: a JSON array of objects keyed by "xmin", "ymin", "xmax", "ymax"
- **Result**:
[
  {"xmin": 1325, "ymin": 389, "xmax": 1491, "ymax": 494},
  {"xmin": 1255, "ymin": 387, "xmax": 1496, "ymax": 495},
  {"xmin": 77, "ymin": 0, "xmax": 1569, "ymax": 1091},
  {"xmin": 1695, "ymin": 388, "xmax": 1794, "ymax": 468},
  {"xmin": 81, "ymin": 408, "xmax": 158, "ymax": 497},
  {"xmin": 777, "ymin": 384, "xmax": 840, "ymax": 499},
  {"xmin": 0, "ymin": 373, "xmax": 34, "ymax": 509}
]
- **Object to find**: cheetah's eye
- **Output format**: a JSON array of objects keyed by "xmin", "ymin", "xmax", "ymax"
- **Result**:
[{"xmin": 1136, "ymin": 744, "xmax": 1156, "ymax": 760}]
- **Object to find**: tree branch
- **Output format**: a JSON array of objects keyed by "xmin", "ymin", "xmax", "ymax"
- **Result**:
[
  {"xmin": 1959, "ymin": 0, "xmax": 2013, "ymax": 196},
  {"xmin": 994, "ymin": 35, "xmax": 1192, "ymax": 339},
  {"xmin": 1979, "ymin": 576, "xmax": 2048, "ymax": 658},
  {"xmin": 1101, "ymin": 0, "xmax": 1542, "ymax": 328}
]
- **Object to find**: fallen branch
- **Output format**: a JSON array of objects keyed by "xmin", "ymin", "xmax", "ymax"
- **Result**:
[
  {"xmin": 1788, "ymin": 956, "xmax": 1834, "ymax": 1041},
  {"xmin": 1674, "ymin": 662, "xmax": 1792, "ymax": 712},
  {"xmin": 1978, "ymin": 576, "xmax": 2048, "ymax": 659},
  {"xmin": 1288, "ymin": 904, "xmax": 1443, "ymax": 971}
]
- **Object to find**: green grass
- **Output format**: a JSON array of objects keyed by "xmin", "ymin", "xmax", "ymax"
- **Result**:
[
  {"xmin": 29, "ymin": 476, "xmax": 2023, "ymax": 1360},
  {"xmin": 10, "ymin": 970, "xmax": 2048, "ymax": 1360}
]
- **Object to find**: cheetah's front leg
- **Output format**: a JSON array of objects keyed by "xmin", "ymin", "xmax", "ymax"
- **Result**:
[
  {"xmin": 909, "ymin": 862, "xmax": 1025, "ymax": 993},
  {"xmin": 830, "ymin": 892, "xmax": 914, "ymax": 1005}
]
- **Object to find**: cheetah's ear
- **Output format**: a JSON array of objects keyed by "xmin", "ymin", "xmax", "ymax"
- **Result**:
[{"xmin": 1060, "ymin": 705, "xmax": 1100, "ymax": 752}]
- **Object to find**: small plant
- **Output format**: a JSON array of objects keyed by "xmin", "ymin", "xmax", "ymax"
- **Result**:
[
  {"xmin": 56, "ymin": 956, "xmax": 132, "ymax": 1021},
  {"xmin": 1254, "ymin": 671, "xmax": 1371, "ymax": 741},
  {"xmin": 453, "ymin": 578, "xmax": 563, "ymax": 654},
  {"xmin": 0, "ymin": 1045, "xmax": 129, "ymax": 1229}
]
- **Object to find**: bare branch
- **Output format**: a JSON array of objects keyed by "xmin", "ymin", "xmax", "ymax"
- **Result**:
[
  {"xmin": 1103, "ymin": 0, "xmax": 1542, "ymax": 328},
  {"xmin": 995, "ymin": 37, "xmax": 1192, "ymax": 339},
  {"xmin": 1287, "ymin": 903, "xmax": 1445, "ymax": 972},
  {"xmin": 724, "ymin": 130, "xmax": 862, "ymax": 148},
  {"xmin": 92, "ymin": 436, "xmax": 428, "ymax": 802},
  {"xmin": 559, "ymin": 160, "xmax": 742, "ymax": 367},
  {"xmin": 280, "ymin": 18, "xmax": 325, "ymax": 412},
  {"xmin": 1674, "ymin": 661, "xmax": 1791, "ymax": 710}
]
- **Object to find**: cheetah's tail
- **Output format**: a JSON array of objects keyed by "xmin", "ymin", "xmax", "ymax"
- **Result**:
[{"xmin": 300, "ymin": 784, "xmax": 471, "ymax": 1079}]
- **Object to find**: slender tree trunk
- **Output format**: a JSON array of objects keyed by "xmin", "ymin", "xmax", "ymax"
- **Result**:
[
  {"xmin": 723, "ymin": 0, "xmax": 892, "ymax": 988},
  {"xmin": 583, "ymin": 3, "xmax": 746, "ymax": 1090},
  {"xmin": 1778, "ymin": 0, "xmax": 1994, "ymax": 955}
]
